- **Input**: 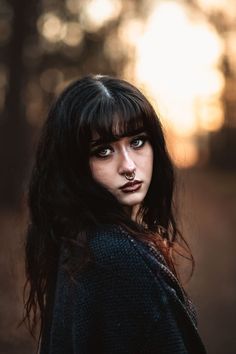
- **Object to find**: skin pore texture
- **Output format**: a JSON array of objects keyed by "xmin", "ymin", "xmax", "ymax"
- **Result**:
[{"xmin": 89, "ymin": 130, "xmax": 154, "ymax": 222}]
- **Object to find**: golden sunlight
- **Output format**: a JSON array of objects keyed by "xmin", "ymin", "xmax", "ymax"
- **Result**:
[
  {"xmin": 169, "ymin": 138, "xmax": 199, "ymax": 168},
  {"xmin": 80, "ymin": 0, "xmax": 122, "ymax": 32},
  {"xmin": 133, "ymin": 1, "xmax": 224, "ymax": 167}
]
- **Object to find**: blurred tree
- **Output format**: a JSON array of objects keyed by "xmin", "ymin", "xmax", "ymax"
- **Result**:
[
  {"xmin": 2, "ymin": 0, "xmax": 235, "ymax": 210},
  {"xmin": 0, "ymin": 0, "xmax": 150, "ymax": 209},
  {"xmin": 187, "ymin": 0, "xmax": 236, "ymax": 168},
  {"xmin": 0, "ymin": 0, "xmax": 40, "ymax": 208}
]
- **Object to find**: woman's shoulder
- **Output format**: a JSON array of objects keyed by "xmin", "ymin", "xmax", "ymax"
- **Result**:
[
  {"xmin": 87, "ymin": 224, "xmax": 150, "ymax": 272},
  {"xmin": 59, "ymin": 223, "xmax": 165, "ymax": 293},
  {"xmin": 58, "ymin": 224, "xmax": 165, "ymax": 304}
]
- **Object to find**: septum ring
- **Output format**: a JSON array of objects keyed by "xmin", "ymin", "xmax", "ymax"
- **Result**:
[{"xmin": 124, "ymin": 172, "xmax": 135, "ymax": 181}]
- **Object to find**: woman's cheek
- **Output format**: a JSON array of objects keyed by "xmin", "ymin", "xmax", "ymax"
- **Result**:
[{"xmin": 90, "ymin": 161, "xmax": 109, "ymax": 185}]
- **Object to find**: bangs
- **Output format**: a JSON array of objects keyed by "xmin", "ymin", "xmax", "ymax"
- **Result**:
[{"xmin": 80, "ymin": 94, "xmax": 146, "ymax": 143}]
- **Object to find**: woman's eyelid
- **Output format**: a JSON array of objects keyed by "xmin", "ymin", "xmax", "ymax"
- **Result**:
[
  {"xmin": 132, "ymin": 132, "xmax": 148, "ymax": 140},
  {"xmin": 92, "ymin": 143, "xmax": 113, "ymax": 153},
  {"xmin": 131, "ymin": 134, "xmax": 148, "ymax": 146},
  {"xmin": 92, "ymin": 144, "xmax": 114, "ymax": 158},
  {"xmin": 91, "ymin": 134, "xmax": 148, "ymax": 156}
]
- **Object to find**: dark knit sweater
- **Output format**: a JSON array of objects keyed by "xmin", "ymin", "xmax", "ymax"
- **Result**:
[{"xmin": 40, "ymin": 224, "xmax": 207, "ymax": 354}]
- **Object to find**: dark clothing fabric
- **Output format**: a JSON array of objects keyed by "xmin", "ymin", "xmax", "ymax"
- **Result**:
[{"xmin": 40, "ymin": 224, "xmax": 207, "ymax": 354}]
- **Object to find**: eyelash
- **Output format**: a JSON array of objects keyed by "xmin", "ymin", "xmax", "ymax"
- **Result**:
[
  {"xmin": 91, "ymin": 135, "xmax": 148, "ymax": 159},
  {"xmin": 131, "ymin": 136, "xmax": 147, "ymax": 149}
]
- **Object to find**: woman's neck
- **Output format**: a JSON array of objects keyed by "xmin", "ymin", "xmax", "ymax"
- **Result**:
[{"xmin": 123, "ymin": 204, "xmax": 141, "ymax": 223}]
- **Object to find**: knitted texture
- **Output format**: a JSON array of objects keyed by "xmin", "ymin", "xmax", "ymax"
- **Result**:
[{"xmin": 40, "ymin": 224, "xmax": 207, "ymax": 354}]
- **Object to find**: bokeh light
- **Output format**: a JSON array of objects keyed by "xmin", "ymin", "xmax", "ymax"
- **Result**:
[
  {"xmin": 196, "ymin": 0, "xmax": 236, "ymax": 19},
  {"xmin": 132, "ymin": 1, "xmax": 225, "ymax": 167},
  {"xmin": 62, "ymin": 22, "xmax": 83, "ymax": 47},
  {"xmin": 169, "ymin": 137, "xmax": 199, "ymax": 168},
  {"xmin": 79, "ymin": 0, "xmax": 122, "ymax": 32},
  {"xmin": 37, "ymin": 12, "xmax": 66, "ymax": 43},
  {"xmin": 66, "ymin": 0, "xmax": 81, "ymax": 15},
  {"xmin": 118, "ymin": 19, "xmax": 144, "ymax": 45},
  {"xmin": 225, "ymin": 31, "xmax": 236, "ymax": 76}
]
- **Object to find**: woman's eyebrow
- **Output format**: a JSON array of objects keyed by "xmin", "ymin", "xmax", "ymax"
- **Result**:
[
  {"xmin": 90, "ymin": 128, "xmax": 146, "ymax": 147},
  {"xmin": 123, "ymin": 127, "xmax": 146, "ymax": 137},
  {"xmin": 90, "ymin": 138, "xmax": 112, "ymax": 148}
]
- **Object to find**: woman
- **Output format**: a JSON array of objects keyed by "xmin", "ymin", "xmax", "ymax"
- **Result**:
[{"xmin": 24, "ymin": 74, "xmax": 207, "ymax": 353}]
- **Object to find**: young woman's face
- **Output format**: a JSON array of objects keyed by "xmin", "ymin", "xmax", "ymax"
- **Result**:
[{"xmin": 89, "ymin": 130, "xmax": 153, "ymax": 219}]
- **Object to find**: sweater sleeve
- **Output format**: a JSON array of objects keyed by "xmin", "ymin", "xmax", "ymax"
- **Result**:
[{"xmin": 42, "ymin": 227, "xmax": 190, "ymax": 354}]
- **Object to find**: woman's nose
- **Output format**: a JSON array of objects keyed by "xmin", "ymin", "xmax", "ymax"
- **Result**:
[{"xmin": 118, "ymin": 149, "xmax": 136, "ymax": 175}]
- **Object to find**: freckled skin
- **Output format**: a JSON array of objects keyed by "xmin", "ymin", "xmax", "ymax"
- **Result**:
[{"xmin": 89, "ymin": 134, "xmax": 153, "ymax": 220}]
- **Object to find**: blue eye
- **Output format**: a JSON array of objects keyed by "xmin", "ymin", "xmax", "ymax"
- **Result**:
[
  {"xmin": 92, "ymin": 146, "xmax": 113, "ymax": 158},
  {"xmin": 131, "ymin": 135, "xmax": 147, "ymax": 148}
]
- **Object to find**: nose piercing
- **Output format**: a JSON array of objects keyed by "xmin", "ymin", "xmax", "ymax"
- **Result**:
[{"xmin": 124, "ymin": 172, "xmax": 135, "ymax": 181}]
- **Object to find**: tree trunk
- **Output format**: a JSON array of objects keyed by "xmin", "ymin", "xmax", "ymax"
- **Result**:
[{"xmin": 0, "ymin": 0, "xmax": 39, "ymax": 209}]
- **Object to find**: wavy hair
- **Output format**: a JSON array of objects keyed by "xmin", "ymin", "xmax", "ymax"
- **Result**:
[{"xmin": 23, "ymin": 74, "xmax": 193, "ymax": 341}]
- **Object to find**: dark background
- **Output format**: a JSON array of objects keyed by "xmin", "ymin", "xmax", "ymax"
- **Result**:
[{"xmin": 0, "ymin": 0, "xmax": 235, "ymax": 353}]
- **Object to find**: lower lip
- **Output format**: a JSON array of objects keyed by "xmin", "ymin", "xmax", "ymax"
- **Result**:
[{"xmin": 120, "ymin": 183, "xmax": 142, "ymax": 193}]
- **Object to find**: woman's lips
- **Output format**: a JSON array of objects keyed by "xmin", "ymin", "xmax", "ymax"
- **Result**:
[{"xmin": 120, "ymin": 181, "xmax": 142, "ymax": 193}]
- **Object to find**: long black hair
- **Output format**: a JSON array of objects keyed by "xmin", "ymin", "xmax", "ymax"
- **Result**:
[{"xmin": 23, "ymin": 74, "xmax": 193, "ymax": 340}]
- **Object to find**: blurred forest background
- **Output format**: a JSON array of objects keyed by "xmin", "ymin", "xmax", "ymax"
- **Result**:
[{"xmin": 0, "ymin": 0, "xmax": 236, "ymax": 353}]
